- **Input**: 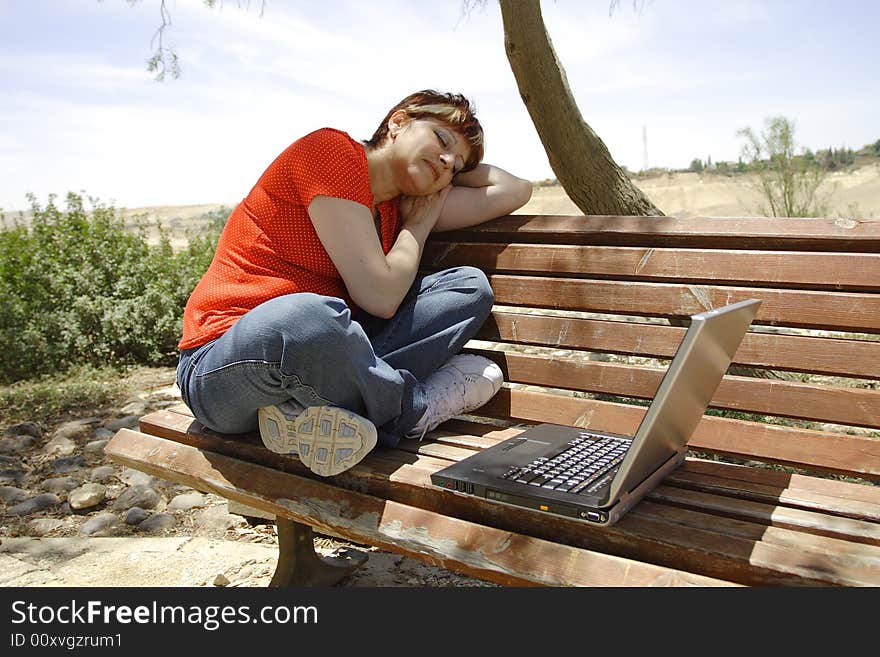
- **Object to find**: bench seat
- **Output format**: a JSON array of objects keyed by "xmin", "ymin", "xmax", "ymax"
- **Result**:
[{"xmin": 106, "ymin": 214, "xmax": 880, "ymax": 587}]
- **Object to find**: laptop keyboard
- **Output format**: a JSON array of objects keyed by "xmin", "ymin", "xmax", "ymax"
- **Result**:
[{"xmin": 499, "ymin": 433, "xmax": 631, "ymax": 495}]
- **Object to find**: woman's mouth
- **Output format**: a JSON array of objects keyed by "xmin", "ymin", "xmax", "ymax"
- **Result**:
[{"xmin": 424, "ymin": 159, "xmax": 439, "ymax": 181}]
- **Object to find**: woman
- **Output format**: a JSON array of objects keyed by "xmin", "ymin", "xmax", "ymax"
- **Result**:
[{"xmin": 176, "ymin": 90, "xmax": 532, "ymax": 477}]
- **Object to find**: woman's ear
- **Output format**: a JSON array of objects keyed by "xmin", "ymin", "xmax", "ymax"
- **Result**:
[{"xmin": 388, "ymin": 110, "xmax": 410, "ymax": 140}]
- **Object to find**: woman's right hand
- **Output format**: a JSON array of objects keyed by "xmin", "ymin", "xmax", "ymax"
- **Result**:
[{"xmin": 399, "ymin": 184, "xmax": 452, "ymax": 232}]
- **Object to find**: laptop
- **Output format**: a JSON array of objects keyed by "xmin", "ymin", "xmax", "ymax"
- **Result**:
[{"xmin": 430, "ymin": 298, "xmax": 762, "ymax": 526}]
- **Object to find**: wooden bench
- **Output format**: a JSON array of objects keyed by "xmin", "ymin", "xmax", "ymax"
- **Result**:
[{"xmin": 106, "ymin": 214, "xmax": 880, "ymax": 587}]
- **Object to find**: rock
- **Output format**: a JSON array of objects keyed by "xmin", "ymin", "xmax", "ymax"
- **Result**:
[
  {"xmin": 167, "ymin": 492, "xmax": 205, "ymax": 512},
  {"xmin": 0, "ymin": 468, "xmax": 28, "ymax": 485},
  {"xmin": 80, "ymin": 513, "xmax": 119, "ymax": 536},
  {"xmin": 119, "ymin": 467, "xmax": 155, "ymax": 488},
  {"xmin": 0, "ymin": 486, "xmax": 29, "ymax": 504},
  {"xmin": 68, "ymin": 483, "xmax": 107, "ymax": 510},
  {"xmin": 51, "ymin": 455, "xmax": 86, "ymax": 474},
  {"xmin": 41, "ymin": 476, "xmax": 81, "ymax": 494},
  {"xmin": 140, "ymin": 513, "xmax": 175, "ymax": 532},
  {"xmin": 106, "ymin": 415, "xmax": 140, "ymax": 432},
  {"xmin": 213, "ymin": 573, "xmax": 230, "ymax": 587},
  {"xmin": 28, "ymin": 518, "xmax": 64, "ymax": 535},
  {"xmin": 52, "ymin": 418, "xmax": 100, "ymax": 442},
  {"xmin": 90, "ymin": 465, "xmax": 117, "ymax": 482},
  {"xmin": 83, "ymin": 439, "xmax": 110, "ymax": 459},
  {"xmin": 10, "ymin": 493, "xmax": 59, "ymax": 516},
  {"xmin": 195, "ymin": 505, "xmax": 235, "ymax": 534},
  {"xmin": 125, "ymin": 507, "xmax": 149, "ymax": 525},
  {"xmin": 0, "ymin": 435, "xmax": 35, "ymax": 455},
  {"xmin": 41, "ymin": 435, "xmax": 77, "ymax": 456},
  {"xmin": 91, "ymin": 427, "xmax": 115, "ymax": 441},
  {"xmin": 120, "ymin": 400, "xmax": 150, "ymax": 416},
  {"xmin": 4, "ymin": 422, "xmax": 42, "ymax": 438},
  {"xmin": 112, "ymin": 484, "xmax": 161, "ymax": 511}
]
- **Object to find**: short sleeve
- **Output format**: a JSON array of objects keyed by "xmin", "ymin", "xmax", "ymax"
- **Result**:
[{"xmin": 260, "ymin": 128, "xmax": 373, "ymax": 210}]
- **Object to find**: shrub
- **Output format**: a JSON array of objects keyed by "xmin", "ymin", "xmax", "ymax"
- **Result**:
[{"xmin": 0, "ymin": 192, "xmax": 224, "ymax": 383}]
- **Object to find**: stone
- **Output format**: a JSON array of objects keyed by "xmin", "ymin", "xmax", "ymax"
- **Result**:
[
  {"xmin": 41, "ymin": 435, "xmax": 77, "ymax": 456},
  {"xmin": 124, "ymin": 507, "xmax": 149, "ymax": 525},
  {"xmin": 4, "ymin": 422, "xmax": 42, "ymax": 438},
  {"xmin": 119, "ymin": 467, "xmax": 155, "ymax": 488},
  {"xmin": 91, "ymin": 427, "xmax": 115, "ymax": 441},
  {"xmin": 106, "ymin": 415, "xmax": 140, "ymax": 432},
  {"xmin": 0, "ymin": 486, "xmax": 29, "ymax": 504},
  {"xmin": 0, "ymin": 468, "xmax": 28, "ymax": 485},
  {"xmin": 28, "ymin": 518, "xmax": 64, "ymax": 536},
  {"xmin": 0, "ymin": 435, "xmax": 35, "ymax": 455},
  {"xmin": 51, "ymin": 418, "xmax": 100, "ymax": 442},
  {"xmin": 90, "ymin": 465, "xmax": 117, "ymax": 483},
  {"xmin": 68, "ymin": 483, "xmax": 106, "ymax": 510},
  {"xmin": 112, "ymin": 484, "xmax": 161, "ymax": 511},
  {"xmin": 140, "ymin": 513, "xmax": 175, "ymax": 532},
  {"xmin": 40, "ymin": 476, "xmax": 81, "ymax": 494},
  {"xmin": 80, "ymin": 513, "xmax": 119, "ymax": 536},
  {"xmin": 167, "ymin": 492, "xmax": 205, "ymax": 512},
  {"xmin": 51, "ymin": 456, "xmax": 86, "ymax": 474},
  {"xmin": 83, "ymin": 439, "xmax": 110, "ymax": 459},
  {"xmin": 9, "ymin": 493, "xmax": 59, "ymax": 516},
  {"xmin": 120, "ymin": 400, "xmax": 150, "ymax": 416},
  {"xmin": 213, "ymin": 573, "xmax": 230, "ymax": 587},
  {"xmin": 195, "ymin": 505, "xmax": 235, "ymax": 534}
]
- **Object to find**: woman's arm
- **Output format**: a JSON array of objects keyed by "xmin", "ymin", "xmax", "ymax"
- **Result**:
[
  {"xmin": 432, "ymin": 163, "xmax": 533, "ymax": 232},
  {"xmin": 309, "ymin": 186, "xmax": 450, "ymax": 319}
]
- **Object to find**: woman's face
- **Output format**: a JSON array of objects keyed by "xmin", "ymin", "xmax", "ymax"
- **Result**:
[{"xmin": 389, "ymin": 115, "xmax": 471, "ymax": 196}]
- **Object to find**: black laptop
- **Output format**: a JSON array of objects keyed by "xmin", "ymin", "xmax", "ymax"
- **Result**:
[{"xmin": 431, "ymin": 299, "xmax": 762, "ymax": 526}]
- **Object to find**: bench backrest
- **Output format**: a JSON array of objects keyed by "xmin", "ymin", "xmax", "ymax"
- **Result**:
[{"xmin": 424, "ymin": 215, "xmax": 880, "ymax": 482}]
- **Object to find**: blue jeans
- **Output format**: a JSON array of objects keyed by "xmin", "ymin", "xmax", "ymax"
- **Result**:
[{"xmin": 176, "ymin": 266, "xmax": 494, "ymax": 447}]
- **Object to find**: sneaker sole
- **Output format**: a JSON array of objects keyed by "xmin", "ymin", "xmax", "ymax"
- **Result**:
[{"xmin": 258, "ymin": 405, "xmax": 377, "ymax": 477}]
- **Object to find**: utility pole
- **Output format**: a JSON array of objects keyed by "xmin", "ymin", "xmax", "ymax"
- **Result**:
[{"xmin": 642, "ymin": 125, "xmax": 648, "ymax": 172}]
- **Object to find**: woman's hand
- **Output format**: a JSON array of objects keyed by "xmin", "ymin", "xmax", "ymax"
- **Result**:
[{"xmin": 399, "ymin": 184, "xmax": 452, "ymax": 232}]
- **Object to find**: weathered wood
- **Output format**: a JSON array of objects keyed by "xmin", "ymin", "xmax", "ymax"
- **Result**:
[
  {"xmin": 440, "ymin": 215, "xmax": 880, "ymax": 251},
  {"xmin": 423, "ymin": 242, "xmax": 880, "ymax": 291},
  {"xmin": 477, "ymin": 311, "xmax": 880, "ymax": 379},
  {"xmin": 470, "ymin": 348, "xmax": 880, "ymax": 428},
  {"xmin": 489, "ymin": 275, "xmax": 880, "ymax": 333},
  {"xmin": 106, "ymin": 429, "xmax": 736, "ymax": 587}
]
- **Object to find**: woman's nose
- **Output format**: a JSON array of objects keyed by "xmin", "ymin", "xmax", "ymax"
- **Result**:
[{"xmin": 439, "ymin": 152, "xmax": 454, "ymax": 169}]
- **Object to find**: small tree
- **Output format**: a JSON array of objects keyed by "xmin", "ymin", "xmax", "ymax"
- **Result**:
[{"xmin": 736, "ymin": 116, "xmax": 829, "ymax": 218}]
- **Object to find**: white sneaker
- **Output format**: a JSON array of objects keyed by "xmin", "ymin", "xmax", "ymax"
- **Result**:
[
  {"xmin": 258, "ymin": 404, "xmax": 377, "ymax": 477},
  {"xmin": 405, "ymin": 354, "xmax": 504, "ymax": 440}
]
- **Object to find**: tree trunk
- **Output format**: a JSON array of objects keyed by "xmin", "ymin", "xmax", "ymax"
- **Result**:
[{"xmin": 498, "ymin": 0, "xmax": 662, "ymax": 216}]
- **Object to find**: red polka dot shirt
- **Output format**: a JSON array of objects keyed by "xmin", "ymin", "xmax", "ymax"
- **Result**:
[{"xmin": 179, "ymin": 128, "xmax": 401, "ymax": 350}]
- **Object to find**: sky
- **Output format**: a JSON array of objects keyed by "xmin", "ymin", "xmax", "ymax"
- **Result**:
[{"xmin": 1, "ymin": 0, "xmax": 878, "ymax": 211}]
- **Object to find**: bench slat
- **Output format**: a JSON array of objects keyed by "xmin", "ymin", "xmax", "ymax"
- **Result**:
[
  {"xmin": 106, "ymin": 428, "xmax": 737, "ymax": 587},
  {"xmin": 477, "ymin": 312, "xmax": 880, "ymax": 379},
  {"xmin": 471, "ymin": 348, "xmax": 880, "ymax": 429},
  {"xmin": 440, "ymin": 215, "xmax": 880, "ymax": 251},
  {"xmin": 490, "ymin": 276, "xmax": 880, "ymax": 333},
  {"xmin": 424, "ymin": 242, "xmax": 880, "ymax": 291},
  {"xmin": 477, "ymin": 389, "xmax": 880, "ymax": 479}
]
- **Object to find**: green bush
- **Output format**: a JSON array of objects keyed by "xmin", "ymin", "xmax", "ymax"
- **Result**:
[{"xmin": 0, "ymin": 192, "xmax": 224, "ymax": 383}]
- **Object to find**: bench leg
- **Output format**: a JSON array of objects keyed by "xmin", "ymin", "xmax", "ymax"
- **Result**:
[{"xmin": 269, "ymin": 518, "xmax": 369, "ymax": 587}]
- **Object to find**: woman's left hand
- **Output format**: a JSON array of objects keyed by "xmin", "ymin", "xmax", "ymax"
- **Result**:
[{"xmin": 399, "ymin": 184, "xmax": 452, "ymax": 232}]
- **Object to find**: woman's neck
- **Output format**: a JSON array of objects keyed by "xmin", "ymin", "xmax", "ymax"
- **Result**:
[{"xmin": 365, "ymin": 144, "xmax": 399, "ymax": 204}]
